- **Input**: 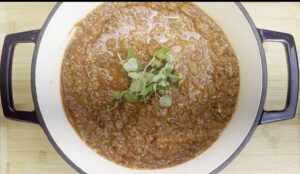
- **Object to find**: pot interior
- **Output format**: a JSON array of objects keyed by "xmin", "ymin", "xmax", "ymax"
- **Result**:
[{"xmin": 34, "ymin": 2, "xmax": 263, "ymax": 174}]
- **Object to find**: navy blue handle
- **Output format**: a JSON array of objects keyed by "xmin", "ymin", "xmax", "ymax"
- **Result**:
[
  {"xmin": 0, "ymin": 30, "xmax": 40, "ymax": 124},
  {"xmin": 258, "ymin": 29, "xmax": 299, "ymax": 124}
]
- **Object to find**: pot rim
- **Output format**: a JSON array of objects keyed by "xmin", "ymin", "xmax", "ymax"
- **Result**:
[{"xmin": 31, "ymin": 2, "xmax": 267, "ymax": 174}]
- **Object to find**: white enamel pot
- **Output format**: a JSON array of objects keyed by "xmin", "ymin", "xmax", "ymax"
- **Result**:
[{"xmin": 1, "ymin": 2, "xmax": 299, "ymax": 174}]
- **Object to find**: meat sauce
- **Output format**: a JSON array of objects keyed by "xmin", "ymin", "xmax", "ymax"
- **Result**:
[{"xmin": 61, "ymin": 2, "xmax": 240, "ymax": 169}]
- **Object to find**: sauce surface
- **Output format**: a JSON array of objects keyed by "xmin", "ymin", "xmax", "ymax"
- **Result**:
[{"xmin": 61, "ymin": 2, "xmax": 240, "ymax": 169}]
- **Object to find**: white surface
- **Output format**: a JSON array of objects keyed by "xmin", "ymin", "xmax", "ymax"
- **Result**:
[{"xmin": 34, "ymin": 2, "xmax": 262, "ymax": 174}]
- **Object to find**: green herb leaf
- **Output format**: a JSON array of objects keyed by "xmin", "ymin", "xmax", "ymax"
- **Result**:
[
  {"xmin": 164, "ymin": 63, "xmax": 174, "ymax": 74},
  {"xmin": 124, "ymin": 92, "xmax": 139, "ymax": 103},
  {"xmin": 166, "ymin": 53, "xmax": 175, "ymax": 63},
  {"xmin": 145, "ymin": 72, "xmax": 155, "ymax": 82},
  {"xmin": 130, "ymin": 78, "xmax": 144, "ymax": 92},
  {"xmin": 124, "ymin": 58, "xmax": 139, "ymax": 72},
  {"xmin": 158, "ymin": 80, "xmax": 170, "ymax": 87},
  {"xmin": 159, "ymin": 95, "xmax": 172, "ymax": 107},
  {"xmin": 129, "ymin": 80, "xmax": 139, "ymax": 92},
  {"xmin": 168, "ymin": 74, "xmax": 180, "ymax": 83},
  {"xmin": 128, "ymin": 72, "xmax": 140, "ymax": 79},
  {"xmin": 112, "ymin": 47, "xmax": 183, "ymax": 110},
  {"xmin": 158, "ymin": 89, "xmax": 167, "ymax": 96},
  {"xmin": 140, "ymin": 77, "xmax": 147, "ymax": 94},
  {"xmin": 151, "ymin": 59, "xmax": 161, "ymax": 68},
  {"xmin": 152, "ymin": 73, "xmax": 165, "ymax": 82},
  {"xmin": 157, "ymin": 48, "xmax": 171, "ymax": 60},
  {"xmin": 142, "ymin": 84, "xmax": 154, "ymax": 96},
  {"xmin": 157, "ymin": 84, "xmax": 167, "ymax": 90},
  {"xmin": 166, "ymin": 88, "xmax": 173, "ymax": 95}
]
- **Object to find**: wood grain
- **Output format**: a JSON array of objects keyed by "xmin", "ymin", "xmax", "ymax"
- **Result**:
[{"xmin": 0, "ymin": 2, "xmax": 299, "ymax": 174}]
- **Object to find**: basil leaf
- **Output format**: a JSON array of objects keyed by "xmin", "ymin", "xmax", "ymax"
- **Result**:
[
  {"xmin": 157, "ymin": 48, "xmax": 170, "ymax": 60},
  {"xmin": 164, "ymin": 63, "xmax": 174, "ymax": 74},
  {"xmin": 145, "ymin": 72, "xmax": 155, "ymax": 82},
  {"xmin": 166, "ymin": 53, "xmax": 175, "ymax": 63},
  {"xmin": 129, "ymin": 79, "xmax": 141, "ymax": 92},
  {"xmin": 168, "ymin": 74, "xmax": 180, "ymax": 83},
  {"xmin": 158, "ymin": 80, "xmax": 170, "ymax": 87},
  {"xmin": 130, "ymin": 80, "xmax": 140, "ymax": 92},
  {"xmin": 152, "ymin": 74, "xmax": 163, "ymax": 82},
  {"xmin": 128, "ymin": 72, "xmax": 140, "ymax": 79},
  {"xmin": 124, "ymin": 92, "xmax": 139, "ymax": 103},
  {"xmin": 140, "ymin": 77, "xmax": 147, "ymax": 94},
  {"xmin": 158, "ymin": 89, "xmax": 167, "ymax": 96},
  {"xmin": 166, "ymin": 88, "xmax": 172, "ymax": 95},
  {"xmin": 151, "ymin": 59, "xmax": 161, "ymax": 68},
  {"xmin": 142, "ymin": 84, "xmax": 154, "ymax": 96},
  {"xmin": 159, "ymin": 95, "xmax": 172, "ymax": 107},
  {"xmin": 152, "ymin": 72, "xmax": 166, "ymax": 82},
  {"xmin": 124, "ymin": 58, "xmax": 139, "ymax": 72}
]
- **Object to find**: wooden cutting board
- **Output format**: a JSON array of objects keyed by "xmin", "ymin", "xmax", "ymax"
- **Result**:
[{"xmin": 0, "ymin": 2, "xmax": 299, "ymax": 174}]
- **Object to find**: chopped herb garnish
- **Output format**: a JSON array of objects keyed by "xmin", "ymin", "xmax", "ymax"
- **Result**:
[
  {"xmin": 157, "ymin": 48, "xmax": 170, "ymax": 60},
  {"xmin": 110, "ymin": 47, "xmax": 184, "ymax": 111},
  {"xmin": 159, "ymin": 95, "xmax": 172, "ymax": 107},
  {"xmin": 123, "ymin": 57, "xmax": 140, "ymax": 72}
]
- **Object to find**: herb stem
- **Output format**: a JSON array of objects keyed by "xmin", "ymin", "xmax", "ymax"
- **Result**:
[
  {"xmin": 143, "ymin": 53, "xmax": 157, "ymax": 72},
  {"xmin": 117, "ymin": 52, "xmax": 124, "ymax": 64}
]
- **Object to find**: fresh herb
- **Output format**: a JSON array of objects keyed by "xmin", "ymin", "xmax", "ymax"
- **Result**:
[
  {"xmin": 123, "ymin": 58, "xmax": 139, "ymax": 72},
  {"xmin": 157, "ymin": 48, "xmax": 170, "ymax": 60},
  {"xmin": 111, "ymin": 47, "xmax": 183, "ymax": 110},
  {"xmin": 159, "ymin": 95, "xmax": 172, "ymax": 107}
]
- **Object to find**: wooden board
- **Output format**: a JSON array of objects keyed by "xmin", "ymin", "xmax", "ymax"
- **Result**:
[{"xmin": 0, "ymin": 2, "xmax": 299, "ymax": 174}]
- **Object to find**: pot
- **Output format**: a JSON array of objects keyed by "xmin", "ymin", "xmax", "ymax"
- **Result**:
[{"xmin": 1, "ymin": 2, "xmax": 298, "ymax": 174}]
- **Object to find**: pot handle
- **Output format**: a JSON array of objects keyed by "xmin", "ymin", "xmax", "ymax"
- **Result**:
[
  {"xmin": 258, "ymin": 29, "xmax": 299, "ymax": 124},
  {"xmin": 0, "ymin": 30, "xmax": 40, "ymax": 124}
]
